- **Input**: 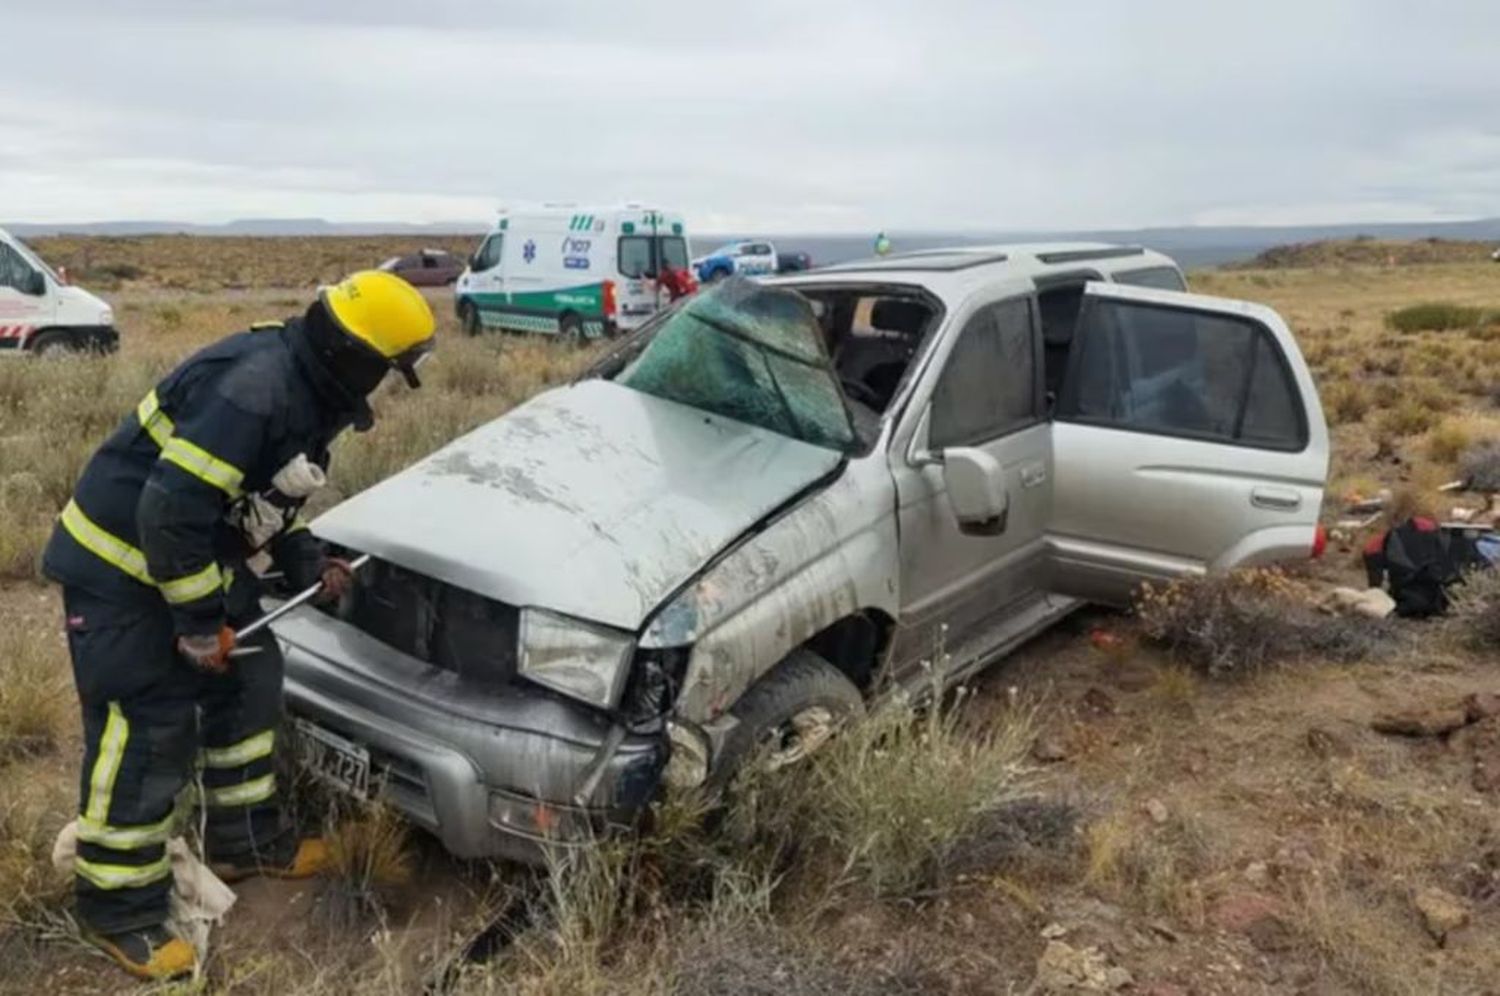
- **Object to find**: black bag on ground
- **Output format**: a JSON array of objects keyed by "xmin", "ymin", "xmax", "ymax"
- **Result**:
[{"xmin": 1363, "ymin": 517, "xmax": 1487, "ymax": 618}]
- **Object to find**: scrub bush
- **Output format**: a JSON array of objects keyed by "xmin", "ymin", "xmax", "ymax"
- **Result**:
[
  {"xmin": 1386, "ymin": 302, "xmax": 1487, "ymax": 334},
  {"xmin": 1323, "ymin": 380, "xmax": 1371, "ymax": 424},
  {"xmin": 721, "ymin": 689, "xmax": 1042, "ymax": 899},
  {"xmin": 1135, "ymin": 569, "xmax": 1395, "ymax": 677},
  {"xmin": 1459, "ymin": 438, "xmax": 1500, "ymax": 491},
  {"xmin": 1427, "ymin": 419, "xmax": 1475, "ymax": 465}
]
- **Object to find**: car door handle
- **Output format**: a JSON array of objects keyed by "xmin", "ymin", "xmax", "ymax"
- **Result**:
[{"xmin": 1251, "ymin": 487, "xmax": 1301, "ymax": 512}]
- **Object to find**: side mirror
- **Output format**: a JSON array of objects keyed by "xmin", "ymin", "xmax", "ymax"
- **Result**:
[
  {"xmin": 941, "ymin": 447, "xmax": 1009, "ymax": 536},
  {"xmin": 56, "ymin": 265, "xmax": 69, "ymax": 286},
  {"xmin": 22, "ymin": 269, "xmax": 46, "ymax": 296}
]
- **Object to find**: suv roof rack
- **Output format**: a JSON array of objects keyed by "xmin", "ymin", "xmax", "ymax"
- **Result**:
[
  {"xmin": 1033, "ymin": 246, "xmax": 1146, "ymax": 264},
  {"xmin": 821, "ymin": 251, "xmax": 1010, "ymax": 273}
]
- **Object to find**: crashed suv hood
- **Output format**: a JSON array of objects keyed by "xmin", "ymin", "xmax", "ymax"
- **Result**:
[{"xmin": 313, "ymin": 379, "xmax": 842, "ymax": 630}]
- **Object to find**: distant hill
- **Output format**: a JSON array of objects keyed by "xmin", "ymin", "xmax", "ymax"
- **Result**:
[{"xmin": 1236, "ymin": 237, "xmax": 1496, "ymax": 269}]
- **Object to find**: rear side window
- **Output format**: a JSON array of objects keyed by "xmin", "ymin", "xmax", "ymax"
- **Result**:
[
  {"xmin": 929, "ymin": 297, "xmax": 1037, "ymax": 448},
  {"xmin": 1060, "ymin": 299, "xmax": 1306, "ymax": 450},
  {"xmin": 1114, "ymin": 266, "xmax": 1187, "ymax": 291}
]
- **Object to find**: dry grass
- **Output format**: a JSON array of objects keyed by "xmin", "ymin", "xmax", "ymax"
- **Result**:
[
  {"xmin": 1084, "ymin": 806, "xmax": 1211, "ymax": 921},
  {"xmin": 0, "ymin": 799, "xmax": 68, "ymax": 926},
  {"xmin": 0, "ymin": 291, "xmax": 597, "ymax": 576},
  {"xmin": 320, "ymin": 801, "xmax": 416, "ymax": 929},
  {"xmin": 0, "ymin": 617, "xmax": 69, "ymax": 764},
  {"xmin": 480, "ymin": 689, "xmax": 1054, "ymax": 993},
  {"xmin": 1322, "ymin": 379, "xmax": 1371, "ymax": 424},
  {"xmin": 724, "ymin": 690, "xmax": 1041, "ymax": 899},
  {"xmin": 1427, "ymin": 417, "xmax": 1476, "ymax": 465}
]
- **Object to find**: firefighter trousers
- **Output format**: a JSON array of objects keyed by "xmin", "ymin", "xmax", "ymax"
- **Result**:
[{"xmin": 63, "ymin": 586, "xmax": 288, "ymax": 934}]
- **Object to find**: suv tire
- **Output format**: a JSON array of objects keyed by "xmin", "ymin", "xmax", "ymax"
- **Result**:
[{"xmin": 710, "ymin": 648, "xmax": 864, "ymax": 787}]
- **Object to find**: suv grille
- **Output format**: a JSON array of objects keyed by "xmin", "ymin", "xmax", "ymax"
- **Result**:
[{"xmin": 334, "ymin": 558, "xmax": 519, "ymax": 683}]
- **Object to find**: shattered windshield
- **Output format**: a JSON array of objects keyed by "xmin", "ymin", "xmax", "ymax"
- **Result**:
[{"xmin": 618, "ymin": 278, "xmax": 856, "ymax": 451}]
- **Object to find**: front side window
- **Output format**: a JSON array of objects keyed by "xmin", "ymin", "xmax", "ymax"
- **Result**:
[
  {"xmin": 1060, "ymin": 299, "xmax": 1305, "ymax": 450},
  {"xmin": 0, "ymin": 243, "xmax": 38, "ymax": 293},
  {"xmin": 472, "ymin": 235, "xmax": 503, "ymax": 271},
  {"xmin": 929, "ymin": 297, "xmax": 1037, "ymax": 448}
]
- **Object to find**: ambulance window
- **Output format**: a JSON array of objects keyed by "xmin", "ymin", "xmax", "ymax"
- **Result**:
[
  {"xmin": 619, "ymin": 236, "xmax": 654, "ymax": 278},
  {"xmin": 0, "ymin": 243, "xmax": 37, "ymax": 291},
  {"xmin": 658, "ymin": 237, "xmax": 689, "ymax": 270},
  {"xmin": 472, "ymin": 236, "xmax": 503, "ymax": 271}
]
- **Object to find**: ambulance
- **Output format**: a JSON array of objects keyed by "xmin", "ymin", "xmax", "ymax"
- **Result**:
[
  {"xmin": 0, "ymin": 227, "xmax": 118, "ymax": 356},
  {"xmin": 455, "ymin": 205, "xmax": 691, "ymax": 339}
]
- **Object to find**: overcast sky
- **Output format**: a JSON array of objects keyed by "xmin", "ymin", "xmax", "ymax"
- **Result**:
[{"xmin": 3, "ymin": 1, "xmax": 1497, "ymax": 232}]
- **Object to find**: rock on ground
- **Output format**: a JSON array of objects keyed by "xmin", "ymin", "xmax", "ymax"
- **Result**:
[
  {"xmin": 1034, "ymin": 941, "xmax": 1133, "ymax": 993},
  {"xmin": 1371, "ymin": 706, "xmax": 1469, "ymax": 737},
  {"xmin": 1412, "ymin": 886, "xmax": 1470, "ymax": 945}
]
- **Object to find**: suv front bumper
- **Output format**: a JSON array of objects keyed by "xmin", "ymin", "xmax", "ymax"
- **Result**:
[{"xmin": 274, "ymin": 607, "xmax": 668, "ymax": 863}]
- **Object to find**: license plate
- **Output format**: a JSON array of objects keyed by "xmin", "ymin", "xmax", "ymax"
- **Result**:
[{"xmin": 291, "ymin": 718, "xmax": 370, "ymax": 800}]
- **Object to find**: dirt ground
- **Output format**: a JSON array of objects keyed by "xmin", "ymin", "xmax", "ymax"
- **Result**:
[{"xmin": 2, "ymin": 245, "xmax": 1498, "ymax": 994}]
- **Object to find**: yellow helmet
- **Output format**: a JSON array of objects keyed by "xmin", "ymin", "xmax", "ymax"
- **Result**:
[{"xmin": 320, "ymin": 270, "xmax": 436, "ymax": 387}]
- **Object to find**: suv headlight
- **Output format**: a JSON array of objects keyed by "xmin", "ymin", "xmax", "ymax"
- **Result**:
[{"xmin": 517, "ymin": 608, "xmax": 634, "ymax": 708}]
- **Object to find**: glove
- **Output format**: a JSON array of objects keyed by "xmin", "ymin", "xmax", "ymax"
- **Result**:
[
  {"xmin": 177, "ymin": 626, "xmax": 236, "ymax": 674},
  {"xmin": 316, "ymin": 557, "xmax": 355, "ymax": 604},
  {"xmin": 232, "ymin": 492, "xmax": 287, "ymax": 552}
]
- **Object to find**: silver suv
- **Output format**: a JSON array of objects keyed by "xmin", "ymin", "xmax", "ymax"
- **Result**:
[{"xmin": 273, "ymin": 244, "xmax": 1328, "ymax": 861}]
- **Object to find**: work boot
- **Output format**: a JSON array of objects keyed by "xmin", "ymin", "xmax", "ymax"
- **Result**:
[
  {"xmin": 211, "ymin": 836, "xmax": 330, "ymax": 883},
  {"xmin": 84, "ymin": 923, "xmax": 196, "ymax": 981}
]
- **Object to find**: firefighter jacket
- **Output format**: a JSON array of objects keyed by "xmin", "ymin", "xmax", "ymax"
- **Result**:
[{"xmin": 43, "ymin": 319, "xmax": 363, "ymax": 635}]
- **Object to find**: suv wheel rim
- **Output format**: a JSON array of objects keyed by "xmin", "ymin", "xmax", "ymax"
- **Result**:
[{"xmin": 764, "ymin": 706, "xmax": 835, "ymax": 771}]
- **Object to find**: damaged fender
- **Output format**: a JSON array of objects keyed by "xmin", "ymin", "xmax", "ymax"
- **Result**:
[{"xmin": 641, "ymin": 457, "xmax": 900, "ymax": 727}]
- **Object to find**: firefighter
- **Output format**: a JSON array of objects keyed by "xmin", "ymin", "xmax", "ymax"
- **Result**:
[{"xmin": 41, "ymin": 270, "xmax": 436, "ymax": 981}]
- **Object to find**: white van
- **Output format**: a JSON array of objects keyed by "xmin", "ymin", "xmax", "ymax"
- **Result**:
[
  {"xmin": 455, "ymin": 205, "xmax": 690, "ymax": 339},
  {"xmin": 0, "ymin": 228, "xmax": 118, "ymax": 356}
]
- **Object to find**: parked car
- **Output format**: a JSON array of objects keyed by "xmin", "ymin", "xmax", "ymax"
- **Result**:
[
  {"xmin": 0, "ymin": 227, "xmax": 117, "ymax": 356},
  {"xmin": 776, "ymin": 250, "xmax": 813, "ymax": 274},
  {"xmin": 378, "ymin": 249, "xmax": 465, "ymax": 287},
  {"xmin": 692, "ymin": 241, "xmax": 778, "ymax": 282},
  {"xmin": 272, "ymin": 243, "xmax": 1328, "ymax": 862}
]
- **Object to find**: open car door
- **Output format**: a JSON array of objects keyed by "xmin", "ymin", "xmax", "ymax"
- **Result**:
[{"xmin": 1048, "ymin": 281, "xmax": 1329, "ymax": 605}]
